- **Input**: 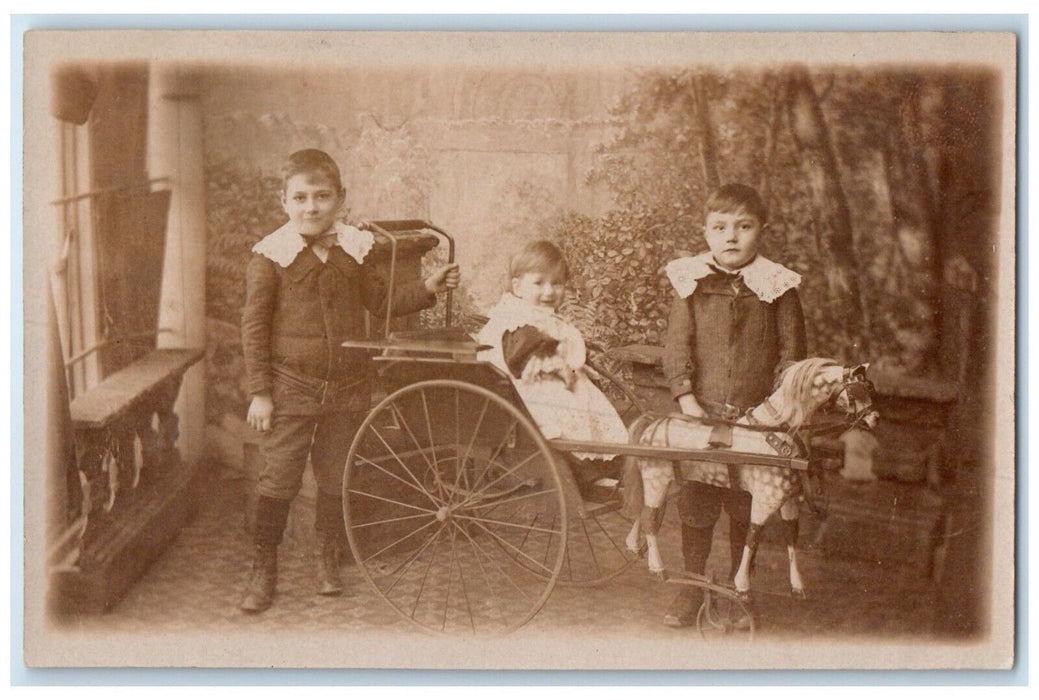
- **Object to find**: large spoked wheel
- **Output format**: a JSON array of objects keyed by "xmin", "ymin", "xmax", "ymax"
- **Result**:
[{"xmin": 343, "ymin": 379, "xmax": 569, "ymax": 635}]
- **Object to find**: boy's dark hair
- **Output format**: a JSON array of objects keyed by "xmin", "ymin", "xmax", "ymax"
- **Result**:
[
  {"xmin": 509, "ymin": 240, "xmax": 569, "ymax": 283},
  {"xmin": 281, "ymin": 149, "xmax": 343, "ymax": 193},
  {"xmin": 704, "ymin": 183, "xmax": 767, "ymax": 224}
]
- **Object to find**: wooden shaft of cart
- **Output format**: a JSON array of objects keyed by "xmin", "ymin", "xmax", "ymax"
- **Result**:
[
  {"xmin": 549, "ymin": 439, "xmax": 810, "ymax": 471},
  {"xmin": 367, "ymin": 220, "xmax": 455, "ymax": 334}
]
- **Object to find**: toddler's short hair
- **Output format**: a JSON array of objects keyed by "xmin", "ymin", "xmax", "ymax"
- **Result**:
[
  {"xmin": 509, "ymin": 240, "xmax": 569, "ymax": 282},
  {"xmin": 704, "ymin": 183, "xmax": 767, "ymax": 224},
  {"xmin": 280, "ymin": 149, "xmax": 343, "ymax": 193}
]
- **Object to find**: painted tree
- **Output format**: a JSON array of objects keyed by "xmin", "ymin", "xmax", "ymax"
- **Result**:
[
  {"xmin": 783, "ymin": 65, "xmax": 870, "ymax": 359},
  {"xmin": 547, "ymin": 65, "xmax": 997, "ymax": 373}
]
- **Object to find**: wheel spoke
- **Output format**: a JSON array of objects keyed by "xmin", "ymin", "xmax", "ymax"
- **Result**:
[
  {"xmin": 456, "ymin": 486, "xmax": 557, "ymax": 513},
  {"xmin": 411, "ymin": 525, "xmax": 447, "ymax": 620},
  {"xmin": 347, "ymin": 488, "xmax": 437, "ymax": 515},
  {"xmin": 451, "ymin": 520, "xmax": 533, "ymax": 602},
  {"xmin": 455, "ymin": 521, "xmax": 509, "ymax": 626},
  {"xmin": 578, "ymin": 517, "xmax": 601, "ymax": 576},
  {"xmin": 456, "ymin": 449, "xmax": 543, "ymax": 509},
  {"xmin": 368, "ymin": 424, "xmax": 442, "ymax": 507},
  {"xmin": 351, "ymin": 511, "xmax": 437, "ymax": 529},
  {"xmin": 441, "ymin": 526, "xmax": 457, "ymax": 631},
  {"xmin": 454, "ymin": 396, "xmax": 490, "ymax": 496},
  {"xmin": 590, "ymin": 513, "xmax": 632, "ymax": 557},
  {"xmin": 465, "ymin": 517, "xmax": 557, "ymax": 576},
  {"xmin": 418, "ymin": 388, "xmax": 451, "ymax": 502},
  {"xmin": 454, "ymin": 512, "xmax": 564, "ymax": 538},
  {"xmin": 468, "ymin": 419, "xmax": 519, "ymax": 494},
  {"xmin": 543, "ymin": 513, "xmax": 558, "ymax": 568},
  {"xmin": 382, "ymin": 524, "xmax": 444, "ymax": 594},
  {"xmin": 354, "ymin": 452, "xmax": 441, "ymax": 508},
  {"xmin": 360, "ymin": 514, "xmax": 439, "ymax": 565},
  {"xmin": 387, "ymin": 403, "xmax": 446, "ymax": 503}
]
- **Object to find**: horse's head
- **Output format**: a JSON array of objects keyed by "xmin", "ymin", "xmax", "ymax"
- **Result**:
[
  {"xmin": 772, "ymin": 359, "xmax": 879, "ymax": 431},
  {"xmin": 832, "ymin": 363, "xmax": 879, "ymax": 431}
]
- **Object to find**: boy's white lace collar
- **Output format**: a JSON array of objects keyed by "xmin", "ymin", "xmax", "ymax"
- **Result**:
[
  {"xmin": 665, "ymin": 252, "xmax": 801, "ymax": 303},
  {"xmin": 252, "ymin": 220, "xmax": 375, "ymax": 267}
]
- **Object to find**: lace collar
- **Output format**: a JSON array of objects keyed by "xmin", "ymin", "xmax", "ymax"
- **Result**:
[
  {"xmin": 665, "ymin": 252, "xmax": 801, "ymax": 303},
  {"xmin": 252, "ymin": 220, "xmax": 375, "ymax": 268},
  {"xmin": 482, "ymin": 292, "xmax": 563, "ymax": 335}
]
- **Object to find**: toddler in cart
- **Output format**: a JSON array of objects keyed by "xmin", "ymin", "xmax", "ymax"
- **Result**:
[{"xmin": 477, "ymin": 240, "xmax": 629, "ymax": 500}]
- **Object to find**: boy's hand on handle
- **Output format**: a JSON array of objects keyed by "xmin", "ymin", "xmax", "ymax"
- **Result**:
[
  {"xmin": 677, "ymin": 393, "xmax": 705, "ymax": 419},
  {"xmin": 247, "ymin": 394, "xmax": 274, "ymax": 433},
  {"xmin": 424, "ymin": 263, "xmax": 461, "ymax": 294}
]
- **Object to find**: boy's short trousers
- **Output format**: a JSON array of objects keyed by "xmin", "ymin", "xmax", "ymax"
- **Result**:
[
  {"xmin": 257, "ymin": 409, "xmax": 364, "ymax": 501},
  {"xmin": 677, "ymin": 479, "xmax": 751, "ymax": 529}
]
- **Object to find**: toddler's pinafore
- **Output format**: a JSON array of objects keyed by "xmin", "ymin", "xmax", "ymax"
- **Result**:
[{"xmin": 477, "ymin": 293, "xmax": 629, "ymax": 459}]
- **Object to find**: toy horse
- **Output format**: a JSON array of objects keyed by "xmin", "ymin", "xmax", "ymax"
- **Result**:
[{"xmin": 623, "ymin": 358, "xmax": 877, "ymax": 600}]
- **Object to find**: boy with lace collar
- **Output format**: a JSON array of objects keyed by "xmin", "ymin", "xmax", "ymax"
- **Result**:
[
  {"xmin": 660, "ymin": 183, "xmax": 806, "ymax": 627},
  {"xmin": 239, "ymin": 149, "xmax": 459, "ymax": 613}
]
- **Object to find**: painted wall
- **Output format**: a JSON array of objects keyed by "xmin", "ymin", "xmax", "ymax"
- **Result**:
[{"xmin": 200, "ymin": 65, "xmax": 633, "ymax": 308}]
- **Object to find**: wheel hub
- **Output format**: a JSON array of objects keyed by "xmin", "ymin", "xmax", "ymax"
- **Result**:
[{"xmin": 435, "ymin": 505, "xmax": 451, "ymax": 522}]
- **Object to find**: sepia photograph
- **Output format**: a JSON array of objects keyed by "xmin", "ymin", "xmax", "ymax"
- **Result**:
[{"xmin": 20, "ymin": 29, "xmax": 1016, "ymax": 670}]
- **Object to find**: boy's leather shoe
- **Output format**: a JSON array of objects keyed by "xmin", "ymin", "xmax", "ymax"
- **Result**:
[
  {"xmin": 239, "ymin": 544, "xmax": 278, "ymax": 613},
  {"xmin": 663, "ymin": 586, "xmax": 704, "ymax": 628},
  {"xmin": 317, "ymin": 533, "xmax": 345, "ymax": 596}
]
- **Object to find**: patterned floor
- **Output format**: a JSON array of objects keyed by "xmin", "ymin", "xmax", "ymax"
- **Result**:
[{"xmin": 55, "ymin": 465, "xmax": 940, "ymax": 642}]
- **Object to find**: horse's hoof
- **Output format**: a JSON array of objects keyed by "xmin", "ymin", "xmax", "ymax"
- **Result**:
[
  {"xmin": 790, "ymin": 588, "xmax": 807, "ymax": 601},
  {"xmin": 650, "ymin": 569, "xmax": 668, "ymax": 582}
]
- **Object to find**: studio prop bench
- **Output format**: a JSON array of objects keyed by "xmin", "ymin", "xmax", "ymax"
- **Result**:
[
  {"xmin": 608, "ymin": 343, "xmax": 948, "ymax": 576},
  {"xmin": 50, "ymin": 347, "xmax": 204, "ymax": 614}
]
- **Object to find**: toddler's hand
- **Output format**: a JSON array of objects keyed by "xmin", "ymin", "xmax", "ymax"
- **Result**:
[
  {"xmin": 677, "ymin": 393, "xmax": 705, "ymax": 419},
  {"xmin": 559, "ymin": 365, "xmax": 578, "ymax": 390},
  {"xmin": 424, "ymin": 264, "xmax": 461, "ymax": 294},
  {"xmin": 247, "ymin": 394, "xmax": 274, "ymax": 433}
]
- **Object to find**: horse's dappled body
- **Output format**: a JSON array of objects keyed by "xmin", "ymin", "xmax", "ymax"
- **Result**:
[{"xmin": 623, "ymin": 358, "xmax": 877, "ymax": 601}]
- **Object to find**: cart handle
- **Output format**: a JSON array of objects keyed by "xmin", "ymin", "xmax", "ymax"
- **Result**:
[{"xmin": 367, "ymin": 220, "xmax": 456, "ymax": 333}]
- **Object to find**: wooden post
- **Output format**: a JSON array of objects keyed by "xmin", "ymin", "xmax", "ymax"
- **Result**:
[{"xmin": 147, "ymin": 64, "xmax": 206, "ymax": 466}]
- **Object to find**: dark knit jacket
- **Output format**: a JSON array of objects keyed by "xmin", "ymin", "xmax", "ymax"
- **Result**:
[
  {"xmin": 662, "ymin": 271, "xmax": 807, "ymax": 411},
  {"xmin": 241, "ymin": 245, "xmax": 434, "ymax": 411}
]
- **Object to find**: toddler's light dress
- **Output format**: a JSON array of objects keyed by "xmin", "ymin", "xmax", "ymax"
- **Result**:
[{"xmin": 477, "ymin": 292, "xmax": 629, "ymax": 459}]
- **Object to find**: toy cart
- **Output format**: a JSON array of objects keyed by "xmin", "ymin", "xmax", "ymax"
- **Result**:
[{"xmin": 341, "ymin": 221, "xmax": 806, "ymax": 636}]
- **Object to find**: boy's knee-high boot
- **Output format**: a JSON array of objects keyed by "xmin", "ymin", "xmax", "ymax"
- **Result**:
[
  {"xmin": 315, "ymin": 491, "xmax": 347, "ymax": 596},
  {"xmin": 239, "ymin": 495, "xmax": 292, "ymax": 613}
]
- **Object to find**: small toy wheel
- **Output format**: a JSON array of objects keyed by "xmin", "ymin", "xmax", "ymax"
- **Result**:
[
  {"xmin": 344, "ymin": 380, "xmax": 568, "ymax": 635},
  {"xmin": 696, "ymin": 588, "xmax": 756, "ymax": 640}
]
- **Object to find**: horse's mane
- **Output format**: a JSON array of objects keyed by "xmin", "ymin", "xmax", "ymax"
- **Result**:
[{"xmin": 770, "ymin": 357, "xmax": 839, "ymax": 430}]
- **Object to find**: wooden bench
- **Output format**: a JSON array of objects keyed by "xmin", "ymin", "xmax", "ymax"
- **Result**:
[{"xmin": 50, "ymin": 347, "xmax": 205, "ymax": 614}]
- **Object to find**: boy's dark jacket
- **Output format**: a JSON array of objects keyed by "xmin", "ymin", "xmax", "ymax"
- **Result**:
[
  {"xmin": 241, "ymin": 243, "xmax": 433, "ymax": 413},
  {"xmin": 662, "ymin": 265, "xmax": 807, "ymax": 412}
]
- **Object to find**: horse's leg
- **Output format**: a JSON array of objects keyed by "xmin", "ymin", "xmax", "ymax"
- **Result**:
[
  {"xmin": 733, "ymin": 493, "xmax": 778, "ymax": 596},
  {"xmin": 779, "ymin": 498, "xmax": 806, "ymax": 599},
  {"xmin": 638, "ymin": 461, "xmax": 672, "ymax": 574}
]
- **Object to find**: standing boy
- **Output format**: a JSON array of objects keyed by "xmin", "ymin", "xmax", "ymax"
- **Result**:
[
  {"xmin": 661, "ymin": 183, "xmax": 806, "ymax": 627},
  {"xmin": 240, "ymin": 149, "xmax": 459, "ymax": 613}
]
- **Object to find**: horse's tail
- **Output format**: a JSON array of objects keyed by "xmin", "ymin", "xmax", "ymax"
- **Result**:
[{"xmin": 621, "ymin": 413, "xmax": 656, "ymax": 519}]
